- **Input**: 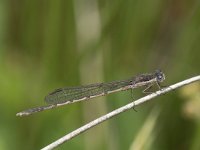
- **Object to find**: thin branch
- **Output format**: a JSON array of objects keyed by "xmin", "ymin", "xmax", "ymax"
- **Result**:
[{"xmin": 41, "ymin": 75, "xmax": 200, "ymax": 150}]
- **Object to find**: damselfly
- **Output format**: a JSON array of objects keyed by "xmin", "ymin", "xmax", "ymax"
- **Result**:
[{"xmin": 16, "ymin": 69, "xmax": 165, "ymax": 116}]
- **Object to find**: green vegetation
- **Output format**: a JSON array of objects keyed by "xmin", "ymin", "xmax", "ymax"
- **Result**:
[{"xmin": 0, "ymin": 0, "xmax": 200, "ymax": 149}]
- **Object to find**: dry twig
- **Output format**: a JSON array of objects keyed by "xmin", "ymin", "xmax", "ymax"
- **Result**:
[{"xmin": 40, "ymin": 75, "xmax": 200, "ymax": 150}]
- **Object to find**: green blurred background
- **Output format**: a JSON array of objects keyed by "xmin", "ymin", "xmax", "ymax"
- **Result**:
[{"xmin": 0, "ymin": 0, "xmax": 200, "ymax": 150}]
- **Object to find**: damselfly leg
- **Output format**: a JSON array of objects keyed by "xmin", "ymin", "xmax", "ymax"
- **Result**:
[{"xmin": 131, "ymin": 88, "xmax": 137, "ymax": 111}]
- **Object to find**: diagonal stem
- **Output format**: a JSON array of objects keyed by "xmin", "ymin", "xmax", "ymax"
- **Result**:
[{"xmin": 41, "ymin": 75, "xmax": 200, "ymax": 150}]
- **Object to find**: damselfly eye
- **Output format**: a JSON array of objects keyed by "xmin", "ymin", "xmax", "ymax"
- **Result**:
[
  {"xmin": 158, "ymin": 75, "xmax": 162, "ymax": 79},
  {"xmin": 155, "ymin": 69, "xmax": 165, "ymax": 82}
]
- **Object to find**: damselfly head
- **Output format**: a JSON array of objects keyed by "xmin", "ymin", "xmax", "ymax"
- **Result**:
[{"xmin": 155, "ymin": 69, "xmax": 165, "ymax": 82}]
